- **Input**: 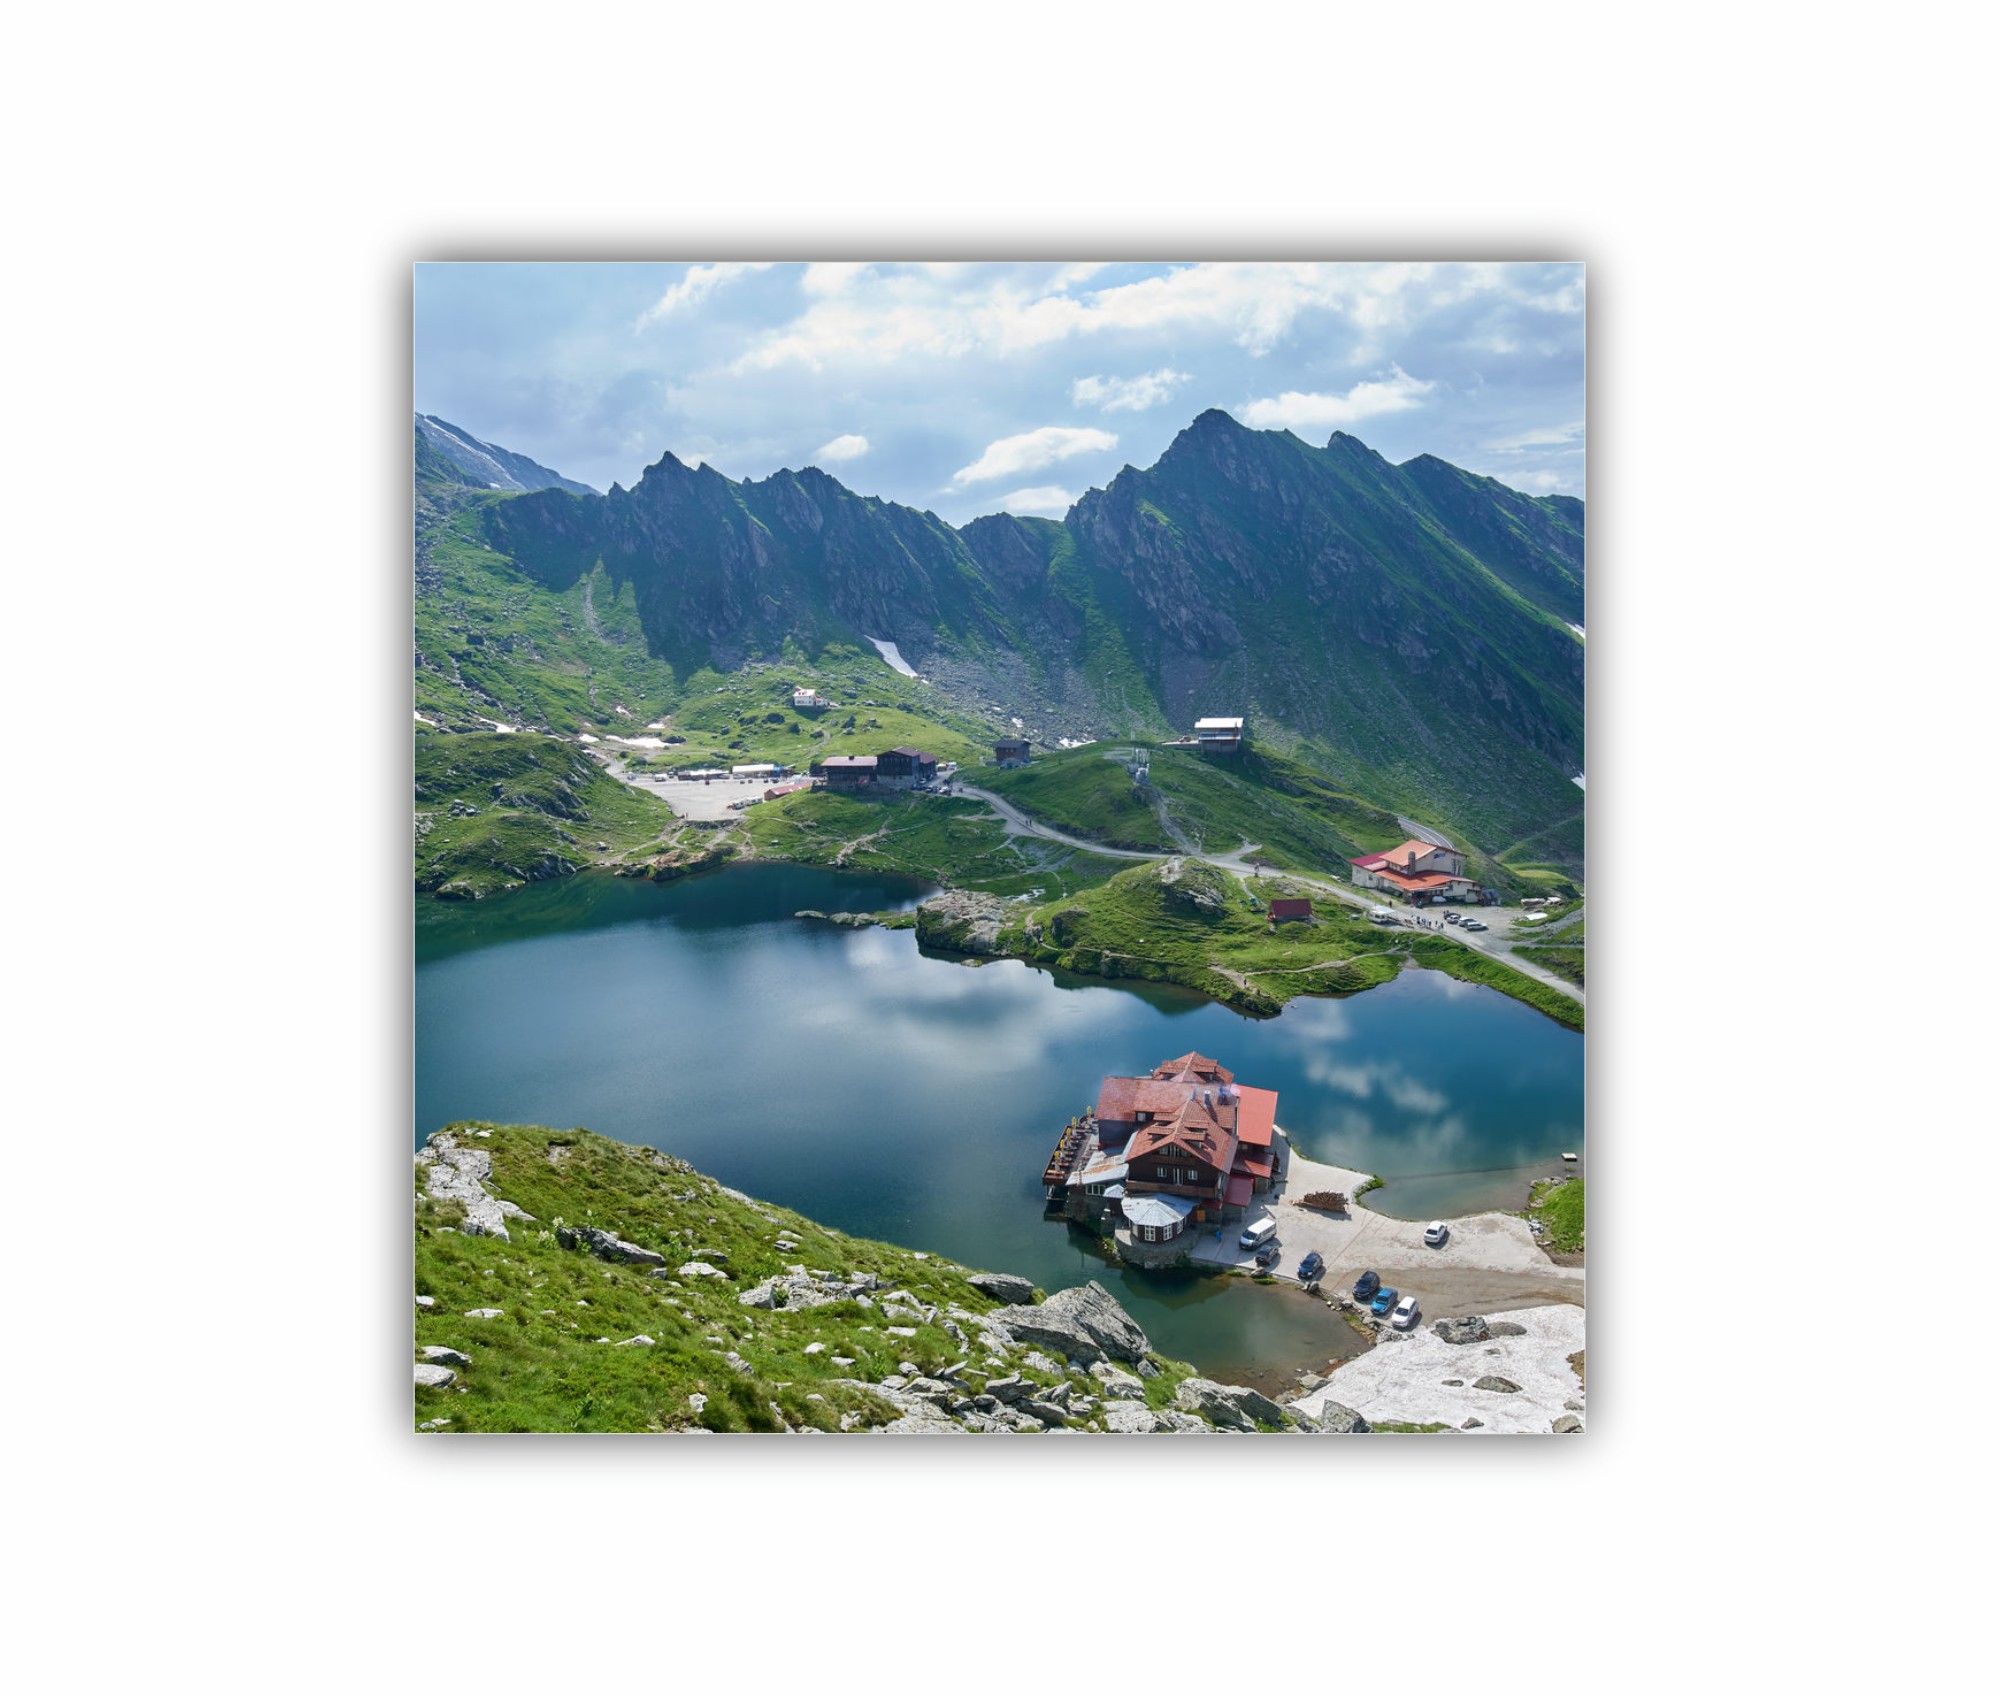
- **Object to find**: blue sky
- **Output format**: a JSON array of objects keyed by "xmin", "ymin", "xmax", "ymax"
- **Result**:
[{"xmin": 414, "ymin": 261, "xmax": 1583, "ymax": 523}]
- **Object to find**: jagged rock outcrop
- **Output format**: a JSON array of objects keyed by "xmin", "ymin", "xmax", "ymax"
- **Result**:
[
  {"xmin": 990, "ymin": 1281, "xmax": 1151, "ymax": 1367},
  {"xmin": 1174, "ymin": 1376, "xmax": 1295, "ymax": 1432},
  {"xmin": 914, "ymin": 890, "xmax": 1015, "ymax": 955},
  {"xmin": 967, "ymin": 1273, "xmax": 1038, "ymax": 1305},
  {"xmin": 1432, "ymin": 1316, "xmax": 1490, "ymax": 1346},
  {"xmin": 415, "ymin": 1133, "xmax": 537, "ymax": 1240},
  {"xmin": 556, "ymin": 1225, "xmax": 664, "ymax": 1266}
]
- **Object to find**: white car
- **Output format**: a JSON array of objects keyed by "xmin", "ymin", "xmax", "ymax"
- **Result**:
[
  {"xmin": 1424, "ymin": 1221, "xmax": 1448, "ymax": 1247},
  {"xmin": 1389, "ymin": 1295, "xmax": 1421, "ymax": 1330}
]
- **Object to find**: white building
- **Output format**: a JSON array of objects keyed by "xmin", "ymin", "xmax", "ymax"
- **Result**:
[
  {"xmin": 1194, "ymin": 716, "xmax": 1245, "ymax": 753},
  {"xmin": 792, "ymin": 688, "xmax": 831, "ymax": 711}
]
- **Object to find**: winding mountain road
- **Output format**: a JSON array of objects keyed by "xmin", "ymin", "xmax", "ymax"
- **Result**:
[{"xmin": 949, "ymin": 782, "xmax": 1584, "ymax": 1008}]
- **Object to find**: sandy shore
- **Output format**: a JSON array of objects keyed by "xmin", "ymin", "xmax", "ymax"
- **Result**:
[
  {"xmin": 1291, "ymin": 1304, "xmax": 1586, "ymax": 1433},
  {"xmin": 1185, "ymin": 1153, "xmax": 1585, "ymax": 1321}
]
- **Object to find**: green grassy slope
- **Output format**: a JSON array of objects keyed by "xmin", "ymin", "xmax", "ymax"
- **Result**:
[
  {"xmin": 414, "ymin": 1123, "xmax": 1198, "ymax": 1434},
  {"xmin": 414, "ymin": 730, "xmax": 677, "ymax": 897}
]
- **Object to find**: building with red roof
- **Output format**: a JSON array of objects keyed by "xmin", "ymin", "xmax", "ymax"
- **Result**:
[
  {"xmin": 1267, "ymin": 897, "xmax": 1314, "ymax": 923},
  {"xmin": 1059, "ymin": 1053, "xmax": 1283, "ymax": 1241},
  {"xmin": 1349, "ymin": 837, "xmax": 1483, "ymax": 903}
]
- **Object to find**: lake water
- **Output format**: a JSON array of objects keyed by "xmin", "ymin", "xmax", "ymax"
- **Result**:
[{"xmin": 415, "ymin": 864, "xmax": 1585, "ymax": 1388}]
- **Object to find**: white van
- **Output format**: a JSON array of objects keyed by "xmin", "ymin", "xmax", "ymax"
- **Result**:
[
  {"xmin": 1368, "ymin": 907, "xmax": 1398, "ymax": 925},
  {"xmin": 1238, "ymin": 1213, "xmax": 1277, "ymax": 1250}
]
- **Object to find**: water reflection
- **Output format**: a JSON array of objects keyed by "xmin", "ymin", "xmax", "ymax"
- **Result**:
[{"xmin": 415, "ymin": 866, "xmax": 1582, "ymax": 1377}]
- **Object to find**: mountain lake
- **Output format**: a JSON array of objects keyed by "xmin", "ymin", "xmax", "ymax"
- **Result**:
[{"xmin": 416, "ymin": 862, "xmax": 1585, "ymax": 1389}]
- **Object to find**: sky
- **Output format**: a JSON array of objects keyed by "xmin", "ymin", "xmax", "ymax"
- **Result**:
[{"xmin": 413, "ymin": 261, "xmax": 1584, "ymax": 524}]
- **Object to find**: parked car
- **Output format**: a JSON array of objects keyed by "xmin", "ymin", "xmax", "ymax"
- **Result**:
[
  {"xmin": 1254, "ymin": 1242, "xmax": 1281, "ymax": 1270},
  {"xmin": 1389, "ymin": 1295, "xmax": 1421, "ymax": 1330},
  {"xmin": 1298, "ymin": 1251, "xmax": 1325, "ymax": 1283},
  {"xmin": 1353, "ymin": 1269, "xmax": 1381, "ymax": 1301},
  {"xmin": 1442, "ymin": 910, "xmax": 1460, "ymax": 923},
  {"xmin": 1369, "ymin": 1285, "xmax": 1401, "ymax": 1317},
  {"xmin": 1462, "ymin": 919, "xmax": 1489, "ymax": 932},
  {"xmin": 1238, "ymin": 1213, "xmax": 1278, "ymax": 1250},
  {"xmin": 1424, "ymin": 1221, "xmax": 1449, "ymax": 1247}
]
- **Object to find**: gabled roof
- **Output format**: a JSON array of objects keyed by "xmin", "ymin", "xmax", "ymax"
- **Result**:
[
  {"xmin": 1232, "ymin": 1085, "xmax": 1278, "ymax": 1149},
  {"xmin": 1152, "ymin": 1052, "xmax": 1233, "ymax": 1084},
  {"xmin": 1127, "ymin": 1098, "xmax": 1238, "ymax": 1177}
]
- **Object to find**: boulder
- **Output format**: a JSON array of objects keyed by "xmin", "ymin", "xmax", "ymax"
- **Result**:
[
  {"xmin": 1089, "ymin": 1361, "xmax": 1146, "ymax": 1401},
  {"xmin": 463, "ymin": 1308, "xmax": 504, "ymax": 1319},
  {"xmin": 1552, "ymin": 1414, "xmax": 1583, "ymax": 1434},
  {"xmin": 414, "ymin": 1364, "xmax": 457, "ymax": 1390},
  {"xmin": 1312, "ymin": 1401, "xmax": 1371, "ymax": 1434},
  {"xmin": 983, "ymin": 1373, "xmax": 1037, "ymax": 1404},
  {"xmin": 992, "ymin": 1282, "xmax": 1152, "ymax": 1367},
  {"xmin": 557, "ymin": 1225, "xmax": 665, "ymax": 1267},
  {"xmin": 967, "ymin": 1272, "xmax": 1038, "ymax": 1305},
  {"xmin": 419, "ymin": 1345, "xmax": 470, "ymax": 1368},
  {"xmin": 1473, "ymin": 1374, "xmax": 1521, "ymax": 1393},
  {"xmin": 1463, "ymin": 1418, "xmax": 1485, "ymax": 1430},
  {"xmin": 1431, "ymin": 1316, "xmax": 1489, "ymax": 1346},
  {"xmin": 1175, "ymin": 1377, "xmax": 1292, "ymax": 1433},
  {"xmin": 678, "ymin": 1261, "xmax": 728, "ymax": 1280},
  {"xmin": 1486, "ymin": 1320, "xmax": 1529, "ymax": 1337},
  {"xmin": 615, "ymin": 1335, "xmax": 656, "ymax": 1347}
]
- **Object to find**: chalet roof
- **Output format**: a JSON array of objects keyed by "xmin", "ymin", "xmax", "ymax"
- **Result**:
[
  {"xmin": 1268, "ymin": 898, "xmax": 1313, "ymax": 918},
  {"xmin": 881, "ymin": 747, "xmax": 938, "ymax": 762},
  {"xmin": 1127, "ymin": 1098, "xmax": 1239, "ymax": 1176},
  {"xmin": 1194, "ymin": 718, "xmax": 1244, "ymax": 732},
  {"xmin": 1152, "ymin": 1052, "xmax": 1233, "ymax": 1084},
  {"xmin": 820, "ymin": 754, "xmax": 879, "ymax": 769},
  {"xmin": 1233, "ymin": 1085, "xmax": 1278, "ymax": 1150},
  {"xmin": 1366, "ymin": 867, "xmax": 1468, "ymax": 893},
  {"xmin": 1098, "ymin": 1075, "xmax": 1218, "ymax": 1124},
  {"xmin": 1369, "ymin": 837, "xmax": 1462, "ymax": 867}
]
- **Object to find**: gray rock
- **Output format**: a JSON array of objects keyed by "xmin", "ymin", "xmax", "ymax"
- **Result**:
[
  {"xmin": 415, "ymin": 1296, "xmax": 436, "ymax": 1308},
  {"xmin": 414, "ymin": 1364, "xmax": 457, "ymax": 1390},
  {"xmin": 419, "ymin": 1345, "xmax": 470, "ymax": 1368},
  {"xmin": 1313, "ymin": 1401, "xmax": 1371, "ymax": 1434},
  {"xmin": 1486, "ymin": 1321, "xmax": 1529, "ymax": 1337},
  {"xmin": 677, "ymin": 1261, "xmax": 728, "ymax": 1280},
  {"xmin": 463, "ymin": 1308, "xmax": 503, "ymax": 1319},
  {"xmin": 615, "ymin": 1335, "xmax": 656, "ymax": 1347},
  {"xmin": 557, "ymin": 1225, "xmax": 665, "ymax": 1267},
  {"xmin": 1137, "ymin": 1357, "xmax": 1161, "ymax": 1379},
  {"xmin": 1024, "ymin": 1399, "xmax": 1073, "ymax": 1427},
  {"xmin": 414, "ymin": 1135, "xmax": 538, "ymax": 1241},
  {"xmin": 1097, "ymin": 1400, "xmax": 1169, "ymax": 1434},
  {"xmin": 1473, "ymin": 1375, "xmax": 1521, "ymax": 1393},
  {"xmin": 1552, "ymin": 1414, "xmax": 1583, "ymax": 1434},
  {"xmin": 1442, "ymin": 1379, "xmax": 1465, "ymax": 1387},
  {"xmin": 723, "ymin": 1350, "xmax": 755, "ymax": 1376},
  {"xmin": 983, "ymin": 1373, "xmax": 1037, "ymax": 1404},
  {"xmin": 1463, "ymin": 1418, "xmax": 1484, "ymax": 1429},
  {"xmin": 1175, "ymin": 1376, "xmax": 1292, "ymax": 1432},
  {"xmin": 1431, "ymin": 1316, "xmax": 1489, "ymax": 1346},
  {"xmin": 991, "ymin": 1281, "xmax": 1152, "ymax": 1367},
  {"xmin": 1089, "ymin": 1361, "xmax": 1146, "ymax": 1401},
  {"xmin": 967, "ymin": 1272, "xmax": 1038, "ymax": 1305}
]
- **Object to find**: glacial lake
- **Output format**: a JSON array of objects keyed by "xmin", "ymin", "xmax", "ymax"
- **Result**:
[{"xmin": 415, "ymin": 863, "xmax": 1584, "ymax": 1387}]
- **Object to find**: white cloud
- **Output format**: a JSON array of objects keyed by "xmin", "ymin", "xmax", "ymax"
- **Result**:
[
  {"xmin": 1071, "ymin": 368, "xmax": 1191, "ymax": 412},
  {"xmin": 1238, "ymin": 366, "xmax": 1436, "ymax": 432},
  {"xmin": 952, "ymin": 425, "xmax": 1115, "ymax": 487},
  {"xmin": 1486, "ymin": 420, "xmax": 1584, "ymax": 453},
  {"xmin": 802, "ymin": 262, "xmax": 871, "ymax": 296},
  {"xmin": 635, "ymin": 262, "xmax": 775, "ymax": 329},
  {"xmin": 813, "ymin": 432, "xmax": 870, "ymax": 463},
  {"xmin": 732, "ymin": 261, "xmax": 1516, "ymax": 372},
  {"xmin": 995, "ymin": 486, "xmax": 1076, "ymax": 517}
]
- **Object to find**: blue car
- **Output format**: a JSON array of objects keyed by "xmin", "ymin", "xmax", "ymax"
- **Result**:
[
  {"xmin": 1298, "ymin": 1252, "xmax": 1325, "ymax": 1283},
  {"xmin": 1353, "ymin": 1270, "xmax": 1381, "ymax": 1301},
  {"xmin": 1370, "ymin": 1285, "xmax": 1401, "ymax": 1318}
]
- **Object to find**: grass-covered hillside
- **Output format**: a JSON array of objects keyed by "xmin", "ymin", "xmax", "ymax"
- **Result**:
[
  {"xmin": 414, "ymin": 730, "xmax": 678, "ymax": 897},
  {"xmin": 414, "ymin": 1123, "xmax": 1245, "ymax": 1435},
  {"xmin": 964, "ymin": 742, "xmax": 1409, "ymax": 872},
  {"xmin": 742, "ymin": 786, "xmax": 1128, "ymax": 899}
]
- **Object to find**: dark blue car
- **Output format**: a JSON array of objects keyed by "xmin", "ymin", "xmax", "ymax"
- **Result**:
[
  {"xmin": 1353, "ymin": 1270, "xmax": 1381, "ymax": 1301},
  {"xmin": 1298, "ymin": 1252, "xmax": 1325, "ymax": 1283}
]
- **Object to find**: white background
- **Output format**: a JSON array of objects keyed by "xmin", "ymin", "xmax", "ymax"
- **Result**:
[{"xmin": 4, "ymin": 2, "xmax": 1992, "ymax": 1703}]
